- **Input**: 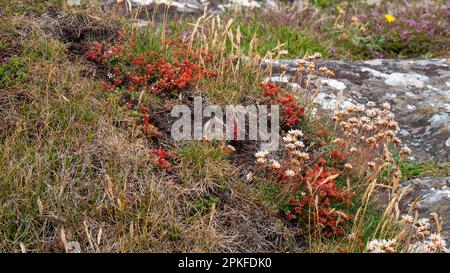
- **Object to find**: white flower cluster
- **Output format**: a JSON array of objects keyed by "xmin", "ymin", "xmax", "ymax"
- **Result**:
[
  {"xmin": 379, "ymin": 214, "xmax": 450, "ymax": 253},
  {"xmin": 332, "ymin": 101, "xmax": 404, "ymax": 148},
  {"xmin": 284, "ymin": 129, "xmax": 309, "ymax": 162},
  {"xmin": 255, "ymin": 129, "xmax": 309, "ymax": 178},
  {"xmin": 408, "ymin": 233, "xmax": 448, "ymax": 253},
  {"xmin": 294, "ymin": 56, "xmax": 333, "ymax": 78},
  {"xmin": 367, "ymin": 239, "xmax": 397, "ymax": 253},
  {"xmin": 416, "ymin": 218, "xmax": 431, "ymax": 237},
  {"xmin": 400, "ymin": 214, "xmax": 414, "ymax": 224},
  {"xmin": 255, "ymin": 150, "xmax": 270, "ymax": 165}
]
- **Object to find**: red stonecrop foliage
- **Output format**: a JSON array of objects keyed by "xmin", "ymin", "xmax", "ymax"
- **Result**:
[
  {"xmin": 151, "ymin": 147, "xmax": 175, "ymax": 170},
  {"xmin": 258, "ymin": 82, "xmax": 281, "ymax": 97},
  {"xmin": 277, "ymin": 93, "xmax": 305, "ymax": 127},
  {"xmin": 86, "ymin": 40, "xmax": 215, "ymax": 95},
  {"xmin": 270, "ymin": 161, "xmax": 353, "ymax": 236},
  {"xmin": 257, "ymin": 126, "xmax": 356, "ymax": 237},
  {"xmin": 258, "ymin": 82, "xmax": 305, "ymax": 127},
  {"xmin": 287, "ymin": 165, "xmax": 353, "ymax": 237},
  {"xmin": 139, "ymin": 107, "xmax": 163, "ymax": 138}
]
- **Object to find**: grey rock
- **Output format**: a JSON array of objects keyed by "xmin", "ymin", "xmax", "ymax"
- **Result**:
[
  {"xmin": 429, "ymin": 113, "xmax": 449, "ymax": 129},
  {"xmin": 67, "ymin": 241, "xmax": 82, "ymax": 253},
  {"xmin": 269, "ymin": 59, "xmax": 450, "ymax": 162},
  {"xmin": 401, "ymin": 177, "xmax": 450, "ymax": 237},
  {"xmin": 373, "ymin": 177, "xmax": 450, "ymax": 238}
]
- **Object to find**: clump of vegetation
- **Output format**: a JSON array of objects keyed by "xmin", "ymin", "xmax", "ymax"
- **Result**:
[
  {"xmin": 0, "ymin": 0, "xmax": 448, "ymax": 253},
  {"xmin": 330, "ymin": 0, "xmax": 449, "ymax": 58},
  {"xmin": 0, "ymin": 3, "xmax": 226, "ymax": 253},
  {"xmin": 365, "ymin": 212, "xmax": 448, "ymax": 253},
  {"xmin": 223, "ymin": 0, "xmax": 449, "ymax": 59},
  {"xmin": 400, "ymin": 160, "xmax": 450, "ymax": 181},
  {"xmin": 251, "ymin": 59, "xmax": 424, "ymax": 249}
]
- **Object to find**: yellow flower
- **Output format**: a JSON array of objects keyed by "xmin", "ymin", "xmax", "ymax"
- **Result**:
[{"xmin": 384, "ymin": 14, "xmax": 396, "ymax": 23}]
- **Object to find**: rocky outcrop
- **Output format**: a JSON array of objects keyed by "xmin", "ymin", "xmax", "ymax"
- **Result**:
[
  {"xmin": 101, "ymin": 3, "xmax": 450, "ymax": 162},
  {"xmin": 269, "ymin": 59, "xmax": 450, "ymax": 162},
  {"xmin": 399, "ymin": 177, "xmax": 450, "ymax": 237}
]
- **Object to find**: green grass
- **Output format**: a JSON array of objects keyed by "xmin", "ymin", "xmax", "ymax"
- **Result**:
[
  {"xmin": 221, "ymin": 1, "xmax": 449, "ymax": 60},
  {"xmin": 0, "ymin": 8, "xmax": 221, "ymax": 252},
  {"xmin": 164, "ymin": 10, "xmax": 329, "ymax": 60},
  {"xmin": 400, "ymin": 160, "xmax": 450, "ymax": 181},
  {"xmin": 188, "ymin": 195, "xmax": 220, "ymax": 217},
  {"xmin": 0, "ymin": 55, "xmax": 28, "ymax": 89},
  {"xmin": 256, "ymin": 178, "xmax": 288, "ymax": 213},
  {"xmin": 0, "ymin": 0, "xmax": 101, "ymax": 14},
  {"xmin": 176, "ymin": 141, "xmax": 233, "ymax": 190},
  {"xmin": 238, "ymin": 23, "xmax": 329, "ymax": 59}
]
